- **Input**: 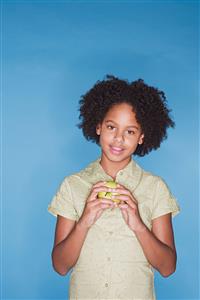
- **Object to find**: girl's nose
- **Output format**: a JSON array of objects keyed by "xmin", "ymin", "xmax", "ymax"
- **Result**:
[{"xmin": 114, "ymin": 132, "xmax": 124, "ymax": 143}]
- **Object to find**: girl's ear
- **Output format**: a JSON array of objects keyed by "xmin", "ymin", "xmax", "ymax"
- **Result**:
[
  {"xmin": 138, "ymin": 133, "xmax": 144, "ymax": 145},
  {"xmin": 96, "ymin": 124, "xmax": 101, "ymax": 135}
]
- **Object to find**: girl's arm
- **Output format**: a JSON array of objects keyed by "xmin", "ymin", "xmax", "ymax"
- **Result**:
[
  {"xmin": 51, "ymin": 216, "xmax": 89, "ymax": 276},
  {"xmin": 116, "ymin": 185, "xmax": 177, "ymax": 277},
  {"xmin": 134, "ymin": 213, "xmax": 177, "ymax": 277},
  {"xmin": 51, "ymin": 182, "xmax": 114, "ymax": 276}
]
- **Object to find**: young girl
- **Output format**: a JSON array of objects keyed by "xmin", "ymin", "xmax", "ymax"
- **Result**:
[{"xmin": 48, "ymin": 75, "xmax": 180, "ymax": 300}]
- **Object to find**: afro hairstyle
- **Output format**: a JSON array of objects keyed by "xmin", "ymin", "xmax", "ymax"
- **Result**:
[{"xmin": 78, "ymin": 75, "xmax": 175, "ymax": 156}]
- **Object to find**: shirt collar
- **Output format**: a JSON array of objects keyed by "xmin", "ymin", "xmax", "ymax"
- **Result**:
[{"xmin": 80, "ymin": 157, "xmax": 143, "ymax": 193}]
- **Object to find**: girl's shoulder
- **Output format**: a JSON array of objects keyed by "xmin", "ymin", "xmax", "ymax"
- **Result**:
[
  {"xmin": 134, "ymin": 161, "xmax": 172, "ymax": 195},
  {"xmin": 135, "ymin": 162, "xmax": 180, "ymax": 218},
  {"xmin": 63, "ymin": 159, "xmax": 100, "ymax": 188}
]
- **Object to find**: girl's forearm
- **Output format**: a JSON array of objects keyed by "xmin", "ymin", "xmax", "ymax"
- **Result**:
[
  {"xmin": 52, "ymin": 221, "xmax": 89, "ymax": 276},
  {"xmin": 134, "ymin": 225, "xmax": 177, "ymax": 277}
]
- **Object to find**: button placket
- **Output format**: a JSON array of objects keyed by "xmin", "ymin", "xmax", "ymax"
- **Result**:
[{"xmin": 104, "ymin": 231, "xmax": 115, "ymax": 294}]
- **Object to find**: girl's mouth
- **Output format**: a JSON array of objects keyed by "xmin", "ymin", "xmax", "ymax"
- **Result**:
[{"xmin": 109, "ymin": 146, "xmax": 124, "ymax": 155}]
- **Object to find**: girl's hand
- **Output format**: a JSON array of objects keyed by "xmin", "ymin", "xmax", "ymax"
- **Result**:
[
  {"xmin": 113, "ymin": 184, "xmax": 146, "ymax": 233},
  {"xmin": 78, "ymin": 181, "xmax": 115, "ymax": 229}
]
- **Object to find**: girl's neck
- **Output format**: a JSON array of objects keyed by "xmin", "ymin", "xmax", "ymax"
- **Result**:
[{"xmin": 100, "ymin": 154, "xmax": 131, "ymax": 180}]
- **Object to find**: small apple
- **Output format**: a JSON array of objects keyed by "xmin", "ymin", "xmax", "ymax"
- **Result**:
[{"xmin": 98, "ymin": 181, "xmax": 121, "ymax": 204}]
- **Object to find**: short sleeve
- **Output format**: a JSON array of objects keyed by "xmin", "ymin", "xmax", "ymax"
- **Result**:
[
  {"xmin": 152, "ymin": 177, "xmax": 180, "ymax": 220},
  {"xmin": 48, "ymin": 177, "xmax": 78, "ymax": 221}
]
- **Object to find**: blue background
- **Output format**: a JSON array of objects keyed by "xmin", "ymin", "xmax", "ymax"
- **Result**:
[{"xmin": 2, "ymin": 1, "xmax": 199, "ymax": 299}]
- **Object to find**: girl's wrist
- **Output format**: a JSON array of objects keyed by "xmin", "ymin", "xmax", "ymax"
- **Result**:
[
  {"xmin": 76, "ymin": 218, "xmax": 90, "ymax": 232},
  {"xmin": 132, "ymin": 222, "xmax": 147, "ymax": 235}
]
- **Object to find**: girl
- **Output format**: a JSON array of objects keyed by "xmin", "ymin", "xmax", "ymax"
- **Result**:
[{"xmin": 48, "ymin": 75, "xmax": 180, "ymax": 300}]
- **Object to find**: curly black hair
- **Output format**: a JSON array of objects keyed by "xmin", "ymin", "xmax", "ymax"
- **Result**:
[{"xmin": 78, "ymin": 75, "xmax": 175, "ymax": 156}]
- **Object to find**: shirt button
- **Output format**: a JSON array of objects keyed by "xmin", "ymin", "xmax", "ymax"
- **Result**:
[
  {"xmin": 109, "ymin": 231, "xmax": 113, "ymax": 235},
  {"xmin": 105, "ymin": 283, "xmax": 108, "ymax": 287},
  {"xmin": 107, "ymin": 257, "xmax": 111, "ymax": 261}
]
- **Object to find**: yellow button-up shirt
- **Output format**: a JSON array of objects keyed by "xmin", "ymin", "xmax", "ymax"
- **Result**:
[{"xmin": 48, "ymin": 158, "xmax": 180, "ymax": 300}]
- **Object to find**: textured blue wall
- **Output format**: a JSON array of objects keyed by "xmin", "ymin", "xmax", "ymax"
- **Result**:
[{"xmin": 3, "ymin": 1, "xmax": 199, "ymax": 299}]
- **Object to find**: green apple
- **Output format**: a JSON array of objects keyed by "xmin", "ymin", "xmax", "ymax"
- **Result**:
[{"xmin": 98, "ymin": 181, "xmax": 121, "ymax": 204}]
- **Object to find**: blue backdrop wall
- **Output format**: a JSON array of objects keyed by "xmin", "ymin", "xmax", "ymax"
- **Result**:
[{"xmin": 2, "ymin": 1, "xmax": 199, "ymax": 299}]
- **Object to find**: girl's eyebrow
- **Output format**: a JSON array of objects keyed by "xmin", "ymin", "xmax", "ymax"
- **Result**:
[{"xmin": 105, "ymin": 120, "xmax": 139, "ymax": 130}]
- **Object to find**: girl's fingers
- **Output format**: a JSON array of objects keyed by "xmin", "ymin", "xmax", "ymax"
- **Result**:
[
  {"xmin": 114, "ymin": 187, "xmax": 137, "ymax": 204},
  {"xmin": 112, "ymin": 194, "xmax": 137, "ymax": 208},
  {"xmin": 93, "ymin": 186, "xmax": 118, "ymax": 194},
  {"xmin": 115, "ymin": 187, "xmax": 136, "ymax": 200},
  {"xmin": 88, "ymin": 183, "xmax": 137, "ymax": 211},
  {"xmin": 114, "ymin": 188, "xmax": 132, "ymax": 197},
  {"xmin": 87, "ymin": 186, "xmax": 113, "ymax": 202},
  {"xmin": 120, "ymin": 205, "xmax": 129, "ymax": 212},
  {"xmin": 120, "ymin": 206, "xmax": 129, "ymax": 223},
  {"xmin": 118, "ymin": 203, "xmax": 129, "ymax": 209},
  {"xmin": 93, "ymin": 201, "xmax": 114, "ymax": 212},
  {"xmin": 92, "ymin": 181, "xmax": 107, "ymax": 188},
  {"xmin": 90, "ymin": 198, "xmax": 114, "ymax": 207}
]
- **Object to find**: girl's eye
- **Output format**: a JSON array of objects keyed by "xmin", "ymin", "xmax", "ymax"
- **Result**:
[
  {"xmin": 107, "ymin": 125, "xmax": 115, "ymax": 130},
  {"xmin": 127, "ymin": 130, "xmax": 135, "ymax": 135}
]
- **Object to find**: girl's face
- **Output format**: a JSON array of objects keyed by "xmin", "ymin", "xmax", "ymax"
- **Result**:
[{"xmin": 96, "ymin": 103, "xmax": 144, "ymax": 164}]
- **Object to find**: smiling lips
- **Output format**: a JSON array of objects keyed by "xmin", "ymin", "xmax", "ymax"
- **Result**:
[{"xmin": 110, "ymin": 146, "xmax": 124, "ymax": 155}]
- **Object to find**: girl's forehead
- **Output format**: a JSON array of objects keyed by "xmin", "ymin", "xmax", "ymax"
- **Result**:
[
  {"xmin": 104, "ymin": 103, "xmax": 140, "ymax": 127},
  {"xmin": 105, "ymin": 103, "xmax": 135, "ymax": 117}
]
